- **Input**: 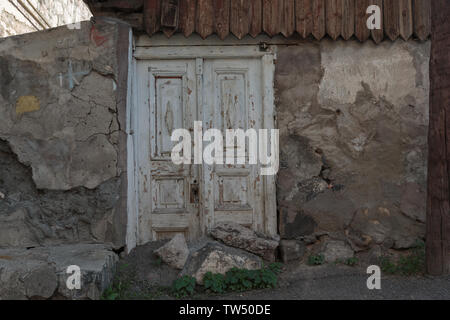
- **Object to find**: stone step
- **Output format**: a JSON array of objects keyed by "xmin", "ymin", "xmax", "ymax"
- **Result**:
[{"xmin": 0, "ymin": 244, "xmax": 118, "ymax": 300}]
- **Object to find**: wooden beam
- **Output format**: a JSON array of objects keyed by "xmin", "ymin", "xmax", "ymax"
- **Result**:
[
  {"xmin": 295, "ymin": 0, "xmax": 313, "ymax": 38},
  {"xmin": 384, "ymin": 0, "xmax": 400, "ymax": 41},
  {"xmin": 196, "ymin": 0, "xmax": 215, "ymax": 39},
  {"xmin": 179, "ymin": 0, "xmax": 196, "ymax": 37},
  {"xmin": 280, "ymin": 0, "xmax": 295, "ymax": 37},
  {"xmin": 370, "ymin": 0, "xmax": 383, "ymax": 43},
  {"xmin": 213, "ymin": 0, "xmax": 230, "ymax": 40},
  {"xmin": 427, "ymin": 0, "xmax": 450, "ymax": 276},
  {"xmin": 230, "ymin": 0, "xmax": 250, "ymax": 39},
  {"xmin": 355, "ymin": 0, "xmax": 370, "ymax": 42},
  {"xmin": 341, "ymin": 0, "xmax": 355, "ymax": 40},
  {"xmin": 249, "ymin": 0, "xmax": 263, "ymax": 38},
  {"xmin": 143, "ymin": 0, "xmax": 161, "ymax": 36},
  {"xmin": 414, "ymin": 0, "xmax": 431, "ymax": 40},
  {"xmin": 263, "ymin": 0, "xmax": 280, "ymax": 37},
  {"xmin": 399, "ymin": 0, "xmax": 413, "ymax": 40},
  {"xmin": 311, "ymin": 0, "xmax": 325, "ymax": 40},
  {"xmin": 326, "ymin": 0, "xmax": 343, "ymax": 40},
  {"xmin": 161, "ymin": 0, "xmax": 180, "ymax": 37}
]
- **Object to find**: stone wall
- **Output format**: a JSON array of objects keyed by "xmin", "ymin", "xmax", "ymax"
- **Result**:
[
  {"xmin": 275, "ymin": 39, "xmax": 430, "ymax": 256},
  {"xmin": 0, "ymin": 0, "xmax": 92, "ymax": 38},
  {"xmin": 0, "ymin": 18, "xmax": 430, "ymax": 258},
  {"xmin": 0, "ymin": 18, "xmax": 131, "ymax": 249}
]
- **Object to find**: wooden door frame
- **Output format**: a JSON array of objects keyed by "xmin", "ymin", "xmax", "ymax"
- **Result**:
[{"xmin": 127, "ymin": 41, "xmax": 278, "ymax": 251}]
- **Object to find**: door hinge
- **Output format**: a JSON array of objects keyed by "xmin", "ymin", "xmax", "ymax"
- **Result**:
[{"xmin": 196, "ymin": 58, "xmax": 203, "ymax": 75}]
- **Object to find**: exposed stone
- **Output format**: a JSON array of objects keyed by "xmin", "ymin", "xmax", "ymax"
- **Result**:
[
  {"xmin": 275, "ymin": 40, "xmax": 430, "ymax": 251},
  {"xmin": 49, "ymin": 244, "xmax": 118, "ymax": 300},
  {"xmin": 0, "ymin": 138, "xmax": 121, "ymax": 247},
  {"xmin": 0, "ymin": 249, "xmax": 53, "ymax": 300},
  {"xmin": 279, "ymin": 207, "xmax": 317, "ymax": 239},
  {"xmin": 181, "ymin": 242, "xmax": 262, "ymax": 284},
  {"xmin": 23, "ymin": 265, "xmax": 58, "ymax": 299},
  {"xmin": 0, "ymin": 244, "xmax": 118, "ymax": 300},
  {"xmin": 346, "ymin": 207, "xmax": 425, "ymax": 251},
  {"xmin": 400, "ymin": 182, "xmax": 426, "ymax": 223},
  {"xmin": 321, "ymin": 240, "xmax": 354, "ymax": 263},
  {"xmin": 210, "ymin": 222, "xmax": 279, "ymax": 262},
  {"xmin": 154, "ymin": 234, "xmax": 189, "ymax": 270},
  {"xmin": 0, "ymin": 208, "xmax": 40, "ymax": 248},
  {"xmin": 393, "ymin": 237, "xmax": 421, "ymax": 250},
  {"xmin": 279, "ymin": 240, "xmax": 306, "ymax": 263}
]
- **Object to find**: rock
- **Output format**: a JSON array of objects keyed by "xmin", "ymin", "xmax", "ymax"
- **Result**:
[
  {"xmin": 278, "ymin": 206, "xmax": 317, "ymax": 239},
  {"xmin": 210, "ymin": 222, "xmax": 279, "ymax": 262},
  {"xmin": 154, "ymin": 234, "xmax": 189, "ymax": 270},
  {"xmin": 393, "ymin": 237, "xmax": 419, "ymax": 250},
  {"xmin": 321, "ymin": 240, "xmax": 354, "ymax": 263},
  {"xmin": 347, "ymin": 207, "xmax": 425, "ymax": 250},
  {"xmin": 181, "ymin": 242, "xmax": 262, "ymax": 284},
  {"xmin": 400, "ymin": 183, "xmax": 426, "ymax": 223},
  {"xmin": 0, "ymin": 249, "xmax": 54, "ymax": 300},
  {"xmin": 0, "ymin": 208, "xmax": 40, "ymax": 248},
  {"xmin": 46, "ymin": 244, "xmax": 118, "ymax": 300},
  {"xmin": 23, "ymin": 265, "xmax": 58, "ymax": 299},
  {"xmin": 0, "ymin": 244, "xmax": 118, "ymax": 300},
  {"xmin": 279, "ymin": 240, "xmax": 306, "ymax": 263}
]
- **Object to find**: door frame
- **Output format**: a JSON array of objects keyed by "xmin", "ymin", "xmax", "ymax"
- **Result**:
[{"xmin": 127, "ymin": 41, "xmax": 278, "ymax": 251}]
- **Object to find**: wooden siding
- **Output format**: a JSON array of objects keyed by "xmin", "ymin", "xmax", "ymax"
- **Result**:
[{"xmin": 84, "ymin": 0, "xmax": 431, "ymax": 42}]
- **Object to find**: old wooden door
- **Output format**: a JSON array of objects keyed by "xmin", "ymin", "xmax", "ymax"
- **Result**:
[
  {"xmin": 136, "ymin": 59, "xmax": 200, "ymax": 244},
  {"xmin": 134, "ymin": 47, "xmax": 277, "ymax": 245},
  {"xmin": 202, "ymin": 58, "xmax": 266, "ymax": 233}
]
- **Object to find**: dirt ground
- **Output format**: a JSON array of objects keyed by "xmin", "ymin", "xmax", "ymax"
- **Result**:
[{"xmin": 108, "ymin": 242, "xmax": 450, "ymax": 300}]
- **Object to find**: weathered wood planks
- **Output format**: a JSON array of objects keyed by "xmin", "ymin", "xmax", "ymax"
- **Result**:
[
  {"xmin": 249, "ymin": 0, "xmax": 262, "ymax": 38},
  {"xmin": 95, "ymin": 0, "xmax": 431, "ymax": 40},
  {"xmin": 230, "ymin": 0, "xmax": 250, "ymax": 39},
  {"xmin": 341, "ymin": 0, "xmax": 355, "ymax": 40},
  {"xmin": 399, "ymin": 0, "xmax": 413, "ymax": 40},
  {"xmin": 370, "ymin": 0, "xmax": 383, "ymax": 43},
  {"xmin": 143, "ymin": 0, "xmax": 161, "ymax": 36},
  {"xmin": 427, "ymin": 0, "xmax": 450, "ymax": 276},
  {"xmin": 384, "ymin": 0, "xmax": 400, "ymax": 40},
  {"xmin": 179, "ymin": 0, "xmax": 196, "ymax": 37},
  {"xmin": 414, "ymin": 0, "xmax": 431, "ymax": 41},
  {"xmin": 311, "ymin": 0, "xmax": 326, "ymax": 39},
  {"xmin": 355, "ymin": 0, "xmax": 370, "ymax": 42},
  {"xmin": 326, "ymin": 0, "xmax": 343, "ymax": 40},
  {"xmin": 295, "ymin": 0, "xmax": 312, "ymax": 38}
]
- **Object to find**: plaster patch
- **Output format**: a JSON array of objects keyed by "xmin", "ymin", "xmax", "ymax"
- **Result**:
[
  {"xmin": 319, "ymin": 40, "xmax": 417, "ymax": 107},
  {"xmin": 16, "ymin": 96, "xmax": 40, "ymax": 115}
]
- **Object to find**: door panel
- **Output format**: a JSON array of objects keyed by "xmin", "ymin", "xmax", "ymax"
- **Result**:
[
  {"xmin": 203, "ymin": 58, "xmax": 265, "ymax": 233},
  {"xmin": 137, "ymin": 60, "xmax": 199, "ymax": 244}
]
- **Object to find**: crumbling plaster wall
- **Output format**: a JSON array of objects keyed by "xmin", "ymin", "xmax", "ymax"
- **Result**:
[
  {"xmin": 275, "ymin": 39, "xmax": 430, "ymax": 255},
  {"xmin": 0, "ymin": 18, "xmax": 131, "ymax": 249}
]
